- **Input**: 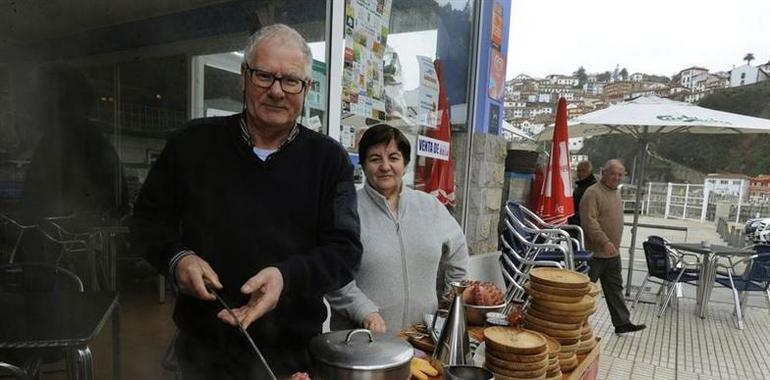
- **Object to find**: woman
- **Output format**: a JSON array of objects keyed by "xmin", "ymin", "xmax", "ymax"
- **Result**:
[{"xmin": 327, "ymin": 124, "xmax": 469, "ymax": 333}]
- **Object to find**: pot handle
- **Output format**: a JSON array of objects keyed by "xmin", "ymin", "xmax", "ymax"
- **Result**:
[{"xmin": 345, "ymin": 329, "xmax": 374, "ymax": 344}]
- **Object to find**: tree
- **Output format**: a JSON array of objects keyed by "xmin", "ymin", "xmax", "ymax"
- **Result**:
[
  {"xmin": 596, "ymin": 71, "xmax": 612, "ymax": 82},
  {"xmin": 619, "ymin": 68, "xmax": 629, "ymax": 81},
  {"xmin": 573, "ymin": 66, "xmax": 587, "ymax": 87},
  {"xmin": 744, "ymin": 53, "xmax": 755, "ymax": 66}
]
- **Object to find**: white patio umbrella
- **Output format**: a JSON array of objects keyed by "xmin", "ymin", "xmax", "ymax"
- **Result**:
[{"xmin": 535, "ymin": 95, "xmax": 770, "ymax": 293}]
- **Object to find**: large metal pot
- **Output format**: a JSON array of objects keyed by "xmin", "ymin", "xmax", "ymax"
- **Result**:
[{"xmin": 309, "ymin": 329, "xmax": 413, "ymax": 380}]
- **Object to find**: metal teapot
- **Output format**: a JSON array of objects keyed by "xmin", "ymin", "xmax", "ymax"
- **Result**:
[{"xmin": 430, "ymin": 281, "xmax": 471, "ymax": 365}]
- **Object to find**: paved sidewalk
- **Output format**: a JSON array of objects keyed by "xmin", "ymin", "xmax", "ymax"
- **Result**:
[
  {"xmin": 585, "ymin": 215, "xmax": 770, "ymax": 379},
  {"xmin": 589, "ymin": 280, "xmax": 770, "ymax": 380}
]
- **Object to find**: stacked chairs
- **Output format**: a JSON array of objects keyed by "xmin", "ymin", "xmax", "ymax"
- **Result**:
[
  {"xmin": 712, "ymin": 245, "xmax": 770, "ymax": 330},
  {"xmin": 514, "ymin": 202, "xmax": 593, "ymax": 273},
  {"xmin": 631, "ymin": 235, "xmax": 700, "ymax": 317},
  {"xmin": 499, "ymin": 201, "xmax": 593, "ymax": 308},
  {"xmin": 504, "ymin": 201, "xmax": 591, "ymax": 272}
]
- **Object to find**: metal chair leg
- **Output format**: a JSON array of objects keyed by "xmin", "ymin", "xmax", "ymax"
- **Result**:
[
  {"xmin": 632, "ymin": 274, "xmax": 650, "ymax": 309},
  {"xmin": 727, "ymin": 272, "xmax": 745, "ymax": 330},
  {"xmin": 659, "ymin": 269, "xmax": 686, "ymax": 317},
  {"xmin": 77, "ymin": 346, "xmax": 94, "ymax": 380},
  {"xmin": 739, "ymin": 291, "xmax": 749, "ymax": 317}
]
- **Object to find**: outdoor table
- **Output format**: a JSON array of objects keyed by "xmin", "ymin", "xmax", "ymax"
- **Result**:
[
  {"xmin": 0, "ymin": 291, "xmax": 120, "ymax": 380},
  {"xmin": 668, "ymin": 243, "xmax": 753, "ymax": 318},
  {"xmin": 50, "ymin": 217, "xmax": 129, "ymax": 292}
]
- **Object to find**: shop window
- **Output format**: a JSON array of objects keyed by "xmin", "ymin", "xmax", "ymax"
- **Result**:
[{"xmin": 339, "ymin": 0, "xmax": 476, "ymax": 221}]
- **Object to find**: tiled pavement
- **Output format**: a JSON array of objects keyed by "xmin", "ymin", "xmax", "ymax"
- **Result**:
[{"xmin": 590, "ymin": 293, "xmax": 770, "ymax": 380}]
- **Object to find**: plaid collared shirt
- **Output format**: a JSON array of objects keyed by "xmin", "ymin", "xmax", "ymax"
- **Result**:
[{"xmin": 239, "ymin": 115, "xmax": 299, "ymax": 153}]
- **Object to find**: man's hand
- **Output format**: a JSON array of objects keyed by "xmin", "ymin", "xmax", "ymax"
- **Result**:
[
  {"xmin": 362, "ymin": 312, "xmax": 387, "ymax": 333},
  {"xmin": 217, "ymin": 266, "xmax": 283, "ymax": 329},
  {"xmin": 175, "ymin": 254, "xmax": 222, "ymax": 301},
  {"xmin": 604, "ymin": 241, "xmax": 618, "ymax": 256}
]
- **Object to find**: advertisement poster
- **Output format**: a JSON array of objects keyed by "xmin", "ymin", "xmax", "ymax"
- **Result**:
[
  {"xmin": 490, "ymin": 2, "xmax": 504, "ymax": 50},
  {"xmin": 488, "ymin": 49, "xmax": 506, "ymax": 101},
  {"xmin": 416, "ymin": 55, "xmax": 440, "ymax": 128},
  {"xmin": 342, "ymin": 0, "xmax": 393, "ymax": 120}
]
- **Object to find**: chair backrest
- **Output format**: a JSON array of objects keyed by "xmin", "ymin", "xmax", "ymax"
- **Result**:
[
  {"xmin": 745, "ymin": 247, "xmax": 770, "ymax": 283},
  {"xmin": 642, "ymin": 238, "xmax": 673, "ymax": 279},
  {"xmin": 0, "ymin": 263, "xmax": 84, "ymax": 293}
]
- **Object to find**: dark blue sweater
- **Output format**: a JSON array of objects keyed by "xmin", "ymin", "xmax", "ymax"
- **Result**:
[{"xmin": 130, "ymin": 114, "xmax": 362, "ymax": 350}]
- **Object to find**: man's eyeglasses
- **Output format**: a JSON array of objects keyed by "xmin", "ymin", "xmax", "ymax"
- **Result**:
[{"xmin": 242, "ymin": 64, "xmax": 307, "ymax": 94}]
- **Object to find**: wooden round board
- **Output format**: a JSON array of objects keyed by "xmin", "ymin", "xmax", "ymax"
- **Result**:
[
  {"xmin": 486, "ymin": 347, "xmax": 549, "ymax": 363},
  {"xmin": 484, "ymin": 327, "xmax": 547, "ymax": 355},
  {"xmin": 528, "ymin": 302, "xmax": 590, "ymax": 317},
  {"xmin": 526, "ymin": 306, "xmax": 587, "ymax": 324},
  {"xmin": 528, "ymin": 280, "xmax": 590, "ymax": 297},
  {"xmin": 524, "ymin": 313, "xmax": 583, "ymax": 331},
  {"xmin": 531, "ymin": 295, "xmax": 594, "ymax": 312},
  {"xmin": 529, "ymin": 268, "xmax": 590, "ymax": 289},
  {"xmin": 485, "ymin": 353, "xmax": 548, "ymax": 372},
  {"xmin": 525, "ymin": 284, "xmax": 586, "ymax": 304},
  {"xmin": 524, "ymin": 321, "xmax": 582, "ymax": 339},
  {"xmin": 538, "ymin": 333, "xmax": 562, "ymax": 355},
  {"xmin": 485, "ymin": 361, "xmax": 547, "ymax": 379}
]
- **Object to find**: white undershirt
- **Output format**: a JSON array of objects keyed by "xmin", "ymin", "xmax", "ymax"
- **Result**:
[{"xmin": 252, "ymin": 147, "xmax": 277, "ymax": 161}]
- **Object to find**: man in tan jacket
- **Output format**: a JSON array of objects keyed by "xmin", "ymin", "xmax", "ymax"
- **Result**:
[{"xmin": 580, "ymin": 159, "xmax": 646, "ymax": 335}]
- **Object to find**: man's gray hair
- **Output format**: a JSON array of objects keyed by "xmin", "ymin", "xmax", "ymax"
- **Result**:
[
  {"xmin": 242, "ymin": 24, "xmax": 313, "ymax": 78},
  {"xmin": 603, "ymin": 159, "xmax": 625, "ymax": 171}
]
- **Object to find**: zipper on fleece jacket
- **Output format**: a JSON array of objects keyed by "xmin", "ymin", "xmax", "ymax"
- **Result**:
[{"xmin": 395, "ymin": 221, "xmax": 410, "ymax": 330}]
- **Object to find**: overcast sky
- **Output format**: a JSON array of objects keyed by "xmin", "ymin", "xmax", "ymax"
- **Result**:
[{"xmin": 507, "ymin": 0, "xmax": 770, "ymax": 79}]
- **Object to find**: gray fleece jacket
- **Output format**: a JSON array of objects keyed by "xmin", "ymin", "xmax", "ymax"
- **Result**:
[{"xmin": 326, "ymin": 182, "xmax": 469, "ymax": 332}]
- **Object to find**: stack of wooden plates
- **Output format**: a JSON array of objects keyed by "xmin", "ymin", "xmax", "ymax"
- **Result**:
[
  {"xmin": 576, "ymin": 281, "xmax": 601, "ymax": 361},
  {"xmin": 530, "ymin": 332, "xmax": 562, "ymax": 380},
  {"xmin": 523, "ymin": 268, "xmax": 594, "ymax": 374},
  {"xmin": 483, "ymin": 327, "xmax": 549, "ymax": 380}
]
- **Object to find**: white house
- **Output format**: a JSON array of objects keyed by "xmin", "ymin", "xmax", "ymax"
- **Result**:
[
  {"xmin": 729, "ymin": 63, "xmax": 770, "ymax": 87},
  {"xmin": 679, "ymin": 67, "xmax": 709, "ymax": 89}
]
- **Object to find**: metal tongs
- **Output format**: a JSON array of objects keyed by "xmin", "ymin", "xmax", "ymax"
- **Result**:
[{"xmin": 206, "ymin": 283, "xmax": 278, "ymax": 380}]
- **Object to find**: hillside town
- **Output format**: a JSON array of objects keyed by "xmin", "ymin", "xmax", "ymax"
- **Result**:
[{"xmin": 502, "ymin": 56, "xmax": 770, "ymax": 146}]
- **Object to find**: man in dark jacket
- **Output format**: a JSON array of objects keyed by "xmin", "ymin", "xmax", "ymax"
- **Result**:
[
  {"xmin": 567, "ymin": 160, "xmax": 597, "ymax": 227},
  {"xmin": 130, "ymin": 24, "xmax": 362, "ymax": 378}
]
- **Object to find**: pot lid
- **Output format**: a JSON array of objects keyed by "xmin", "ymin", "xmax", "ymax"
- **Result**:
[{"xmin": 309, "ymin": 329, "xmax": 413, "ymax": 370}]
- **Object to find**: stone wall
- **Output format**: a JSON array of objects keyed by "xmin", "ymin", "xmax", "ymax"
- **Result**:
[{"xmin": 452, "ymin": 132, "xmax": 507, "ymax": 255}]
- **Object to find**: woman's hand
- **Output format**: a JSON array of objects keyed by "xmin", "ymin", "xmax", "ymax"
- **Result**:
[{"xmin": 362, "ymin": 312, "xmax": 387, "ymax": 333}]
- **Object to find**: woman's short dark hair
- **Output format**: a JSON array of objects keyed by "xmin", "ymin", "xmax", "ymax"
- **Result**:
[{"xmin": 357, "ymin": 124, "xmax": 411, "ymax": 165}]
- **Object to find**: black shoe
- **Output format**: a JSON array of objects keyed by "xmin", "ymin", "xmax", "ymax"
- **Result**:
[{"xmin": 614, "ymin": 323, "xmax": 646, "ymax": 335}]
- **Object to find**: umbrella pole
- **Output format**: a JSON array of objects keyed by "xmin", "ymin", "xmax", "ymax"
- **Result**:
[{"xmin": 625, "ymin": 139, "xmax": 648, "ymax": 296}]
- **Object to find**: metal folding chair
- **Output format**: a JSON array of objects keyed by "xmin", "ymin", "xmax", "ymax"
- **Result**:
[
  {"xmin": 632, "ymin": 235, "xmax": 700, "ymax": 317},
  {"xmin": 0, "ymin": 263, "xmax": 85, "ymax": 379},
  {"xmin": 0, "ymin": 214, "xmax": 37, "ymax": 264},
  {"xmin": 713, "ymin": 246, "xmax": 770, "ymax": 330}
]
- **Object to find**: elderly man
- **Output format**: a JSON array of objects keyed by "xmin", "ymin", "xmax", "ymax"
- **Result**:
[
  {"xmin": 131, "ymin": 24, "xmax": 362, "ymax": 378},
  {"xmin": 567, "ymin": 160, "xmax": 597, "ymax": 228},
  {"xmin": 580, "ymin": 159, "xmax": 646, "ymax": 335}
]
